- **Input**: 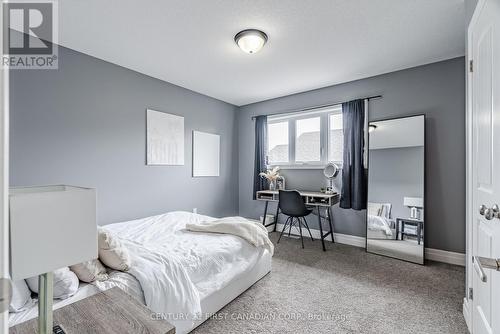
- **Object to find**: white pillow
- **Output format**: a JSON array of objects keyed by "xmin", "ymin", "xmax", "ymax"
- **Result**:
[
  {"xmin": 26, "ymin": 267, "xmax": 79, "ymax": 300},
  {"xmin": 70, "ymin": 259, "xmax": 109, "ymax": 283},
  {"xmin": 98, "ymin": 227, "xmax": 131, "ymax": 271},
  {"xmin": 9, "ymin": 280, "xmax": 34, "ymax": 313}
]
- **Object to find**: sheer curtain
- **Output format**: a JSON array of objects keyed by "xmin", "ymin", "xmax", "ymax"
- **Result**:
[
  {"xmin": 253, "ymin": 115, "xmax": 268, "ymax": 200},
  {"xmin": 340, "ymin": 99, "xmax": 367, "ymax": 210}
]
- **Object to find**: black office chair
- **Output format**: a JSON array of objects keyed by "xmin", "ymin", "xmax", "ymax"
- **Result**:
[{"xmin": 278, "ymin": 190, "xmax": 314, "ymax": 248}]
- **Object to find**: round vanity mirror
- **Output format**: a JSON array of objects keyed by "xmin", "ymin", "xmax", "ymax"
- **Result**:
[
  {"xmin": 323, "ymin": 163, "xmax": 339, "ymax": 179},
  {"xmin": 323, "ymin": 163, "xmax": 339, "ymax": 194}
]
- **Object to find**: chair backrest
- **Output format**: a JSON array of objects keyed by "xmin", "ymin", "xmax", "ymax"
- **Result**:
[{"xmin": 279, "ymin": 190, "xmax": 308, "ymax": 216}]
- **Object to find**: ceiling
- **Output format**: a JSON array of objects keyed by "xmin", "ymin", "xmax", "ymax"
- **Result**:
[{"xmin": 58, "ymin": 0, "xmax": 465, "ymax": 106}]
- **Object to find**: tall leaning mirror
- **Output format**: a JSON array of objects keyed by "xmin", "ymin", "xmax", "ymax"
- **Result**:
[{"xmin": 366, "ymin": 115, "xmax": 425, "ymax": 264}]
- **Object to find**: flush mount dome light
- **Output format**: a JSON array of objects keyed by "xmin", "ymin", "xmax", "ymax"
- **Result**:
[{"xmin": 235, "ymin": 29, "xmax": 268, "ymax": 54}]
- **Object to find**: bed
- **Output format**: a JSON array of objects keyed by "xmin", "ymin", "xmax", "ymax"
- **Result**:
[
  {"xmin": 9, "ymin": 211, "xmax": 272, "ymax": 334},
  {"xmin": 366, "ymin": 202, "xmax": 396, "ymax": 239}
]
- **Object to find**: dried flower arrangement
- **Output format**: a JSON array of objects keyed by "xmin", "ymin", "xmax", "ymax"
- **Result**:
[{"xmin": 259, "ymin": 166, "xmax": 280, "ymax": 190}]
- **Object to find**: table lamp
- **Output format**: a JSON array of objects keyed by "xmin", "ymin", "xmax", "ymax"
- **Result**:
[
  {"xmin": 403, "ymin": 196, "xmax": 423, "ymax": 220},
  {"xmin": 9, "ymin": 185, "xmax": 97, "ymax": 334}
]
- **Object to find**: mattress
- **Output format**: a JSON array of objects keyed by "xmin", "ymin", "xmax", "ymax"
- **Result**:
[
  {"xmin": 104, "ymin": 211, "xmax": 265, "ymax": 299},
  {"xmin": 9, "ymin": 211, "xmax": 272, "ymax": 332}
]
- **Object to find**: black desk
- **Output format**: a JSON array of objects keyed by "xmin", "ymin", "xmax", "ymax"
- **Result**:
[{"xmin": 396, "ymin": 218, "xmax": 424, "ymax": 245}]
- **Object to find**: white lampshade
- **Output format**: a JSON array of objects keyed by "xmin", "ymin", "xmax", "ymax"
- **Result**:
[
  {"xmin": 9, "ymin": 185, "xmax": 97, "ymax": 280},
  {"xmin": 403, "ymin": 196, "xmax": 423, "ymax": 208}
]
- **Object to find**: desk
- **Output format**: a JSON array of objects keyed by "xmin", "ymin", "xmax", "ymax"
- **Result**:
[
  {"xmin": 256, "ymin": 190, "xmax": 340, "ymax": 251},
  {"xmin": 396, "ymin": 218, "xmax": 424, "ymax": 245}
]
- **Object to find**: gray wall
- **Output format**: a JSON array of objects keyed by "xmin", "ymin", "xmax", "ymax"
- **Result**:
[
  {"xmin": 466, "ymin": 0, "xmax": 478, "ymax": 25},
  {"xmin": 10, "ymin": 44, "xmax": 466, "ymax": 252},
  {"xmin": 237, "ymin": 57, "xmax": 465, "ymax": 253},
  {"xmin": 368, "ymin": 147, "xmax": 424, "ymax": 219},
  {"xmin": 465, "ymin": 0, "xmax": 478, "ymax": 54},
  {"xmin": 10, "ymin": 45, "xmax": 239, "ymax": 225}
]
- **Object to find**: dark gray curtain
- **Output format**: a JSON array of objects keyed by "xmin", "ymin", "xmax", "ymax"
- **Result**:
[
  {"xmin": 253, "ymin": 115, "xmax": 268, "ymax": 200},
  {"xmin": 340, "ymin": 99, "xmax": 367, "ymax": 210}
]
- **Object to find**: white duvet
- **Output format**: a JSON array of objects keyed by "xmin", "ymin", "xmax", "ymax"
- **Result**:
[
  {"xmin": 186, "ymin": 216, "xmax": 274, "ymax": 255},
  {"xmin": 104, "ymin": 211, "xmax": 267, "ymax": 333},
  {"xmin": 9, "ymin": 211, "xmax": 269, "ymax": 333},
  {"xmin": 367, "ymin": 214, "xmax": 393, "ymax": 236}
]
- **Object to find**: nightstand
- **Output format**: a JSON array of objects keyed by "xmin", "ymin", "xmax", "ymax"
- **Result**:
[
  {"xmin": 10, "ymin": 287, "xmax": 175, "ymax": 334},
  {"xmin": 396, "ymin": 218, "xmax": 424, "ymax": 245}
]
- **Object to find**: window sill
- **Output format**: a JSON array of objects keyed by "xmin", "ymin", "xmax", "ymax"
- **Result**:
[{"xmin": 269, "ymin": 164, "xmax": 342, "ymax": 170}]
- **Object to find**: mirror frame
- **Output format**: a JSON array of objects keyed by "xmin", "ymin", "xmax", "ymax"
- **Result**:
[
  {"xmin": 323, "ymin": 162, "xmax": 339, "ymax": 179},
  {"xmin": 365, "ymin": 114, "xmax": 426, "ymax": 265}
]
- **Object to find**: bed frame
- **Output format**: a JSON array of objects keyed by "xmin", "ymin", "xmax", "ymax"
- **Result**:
[{"xmin": 191, "ymin": 250, "xmax": 272, "ymax": 331}]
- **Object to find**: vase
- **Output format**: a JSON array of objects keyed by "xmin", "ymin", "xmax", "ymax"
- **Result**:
[{"xmin": 269, "ymin": 180, "xmax": 276, "ymax": 191}]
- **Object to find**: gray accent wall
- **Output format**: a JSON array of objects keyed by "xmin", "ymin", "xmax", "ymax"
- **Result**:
[
  {"xmin": 465, "ymin": 0, "xmax": 478, "ymax": 53},
  {"xmin": 10, "ymin": 43, "xmax": 466, "ymax": 253},
  {"xmin": 10, "ymin": 45, "xmax": 239, "ymax": 225},
  {"xmin": 237, "ymin": 57, "xmax": 465, "ymax": 253}
]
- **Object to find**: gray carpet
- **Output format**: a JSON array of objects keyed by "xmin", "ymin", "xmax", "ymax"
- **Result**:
[{"xmin": 192, "ymin": 233, "xmax": 468, "ymax": 334}]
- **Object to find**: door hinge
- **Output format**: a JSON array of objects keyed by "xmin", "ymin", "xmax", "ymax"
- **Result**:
[
  {"xmin": 469, "ymin": 287, "xmax": 473, "ymax": 300},
  {"xmin": 469, "ymin": 60, "xmax": 474, "ymax": 73}
]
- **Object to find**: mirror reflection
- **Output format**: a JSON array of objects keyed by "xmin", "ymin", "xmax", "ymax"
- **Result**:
[{"xmin": 366, "ymin": 115, "xmax": 425, "ymax": 264}]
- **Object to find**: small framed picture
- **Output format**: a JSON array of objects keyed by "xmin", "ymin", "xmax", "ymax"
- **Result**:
[
  {"xmin": 146, "ymin": 109, "xmax": 184, "ymax": 166},
  {"xmin": 276, "ymin": 176, "xmax": 285, "ymax": 190}
]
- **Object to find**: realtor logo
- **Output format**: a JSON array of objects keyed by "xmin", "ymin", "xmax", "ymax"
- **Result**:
[{"xmin": 2, "ymin": 0, "xmax": 58, "ymax": 69}]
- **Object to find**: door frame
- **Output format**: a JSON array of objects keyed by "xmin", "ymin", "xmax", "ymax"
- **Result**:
[
  {"xmin": 0, "ymin": 0, "xmax": 9, "ymax": 331},
  {"xmin": 464, "ymin": 0, "xmax": 486, "ymax": 331}
]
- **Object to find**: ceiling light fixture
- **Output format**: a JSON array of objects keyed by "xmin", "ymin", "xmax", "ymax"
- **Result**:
[
  {"xmin": 369, "ymin": 124, "xmax": 377, "ymax": 132},
  {"xmin": 234, "ymin": 29, "xmax": 268, "ymax": 54}
]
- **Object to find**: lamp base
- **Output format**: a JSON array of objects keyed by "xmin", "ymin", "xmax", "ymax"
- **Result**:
[
  {"xmin": 38, "ymin": 272, "xmax": 53, "ymax": 334},
  {"xmin": 410, "ymin": 207, "xmax": 418, "ymax": 219},
  {"xmin": 325, "ymin": 179, "xmax": 337, "ymax": 194}
]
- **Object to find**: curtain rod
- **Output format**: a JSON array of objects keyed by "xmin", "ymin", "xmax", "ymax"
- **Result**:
[{"xmin": 250, "ymin": 95, "xmax": 382, "ymax": 120}]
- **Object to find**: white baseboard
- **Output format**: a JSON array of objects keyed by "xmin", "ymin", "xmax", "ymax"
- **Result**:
[
  {"xmin": 272, "ymin": 223, "xmax": 465, "ymax": 266},
  {"xmin": 463, "ymin": 298, "xmax": 472, "ymax": 333},
  {"xmin": 332, "ymin": 232, "xmax": 366, "ymax": 248},
  {"xmin": 273, "ymin": 223, "xmax": 366, "ymax": 248},
  {"xmin": 424, "ymin": 248, "xmax": 465, "ymax": 266}
]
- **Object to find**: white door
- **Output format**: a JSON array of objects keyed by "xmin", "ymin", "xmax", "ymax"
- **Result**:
[{"xmin": 469, "ymin": 0, "xmax": 500, "ymax": 333}]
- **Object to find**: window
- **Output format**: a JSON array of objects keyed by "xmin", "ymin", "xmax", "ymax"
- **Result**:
[
  {"xmin": 296, "ymin": 117, "xmax": 320, "ymax": 162},
  {"xmin": 267, "ymin": 105, "xmax": 343, "ymax": 167},
  {"xmin": 267, "ymin": 121, "xmax": 289, "ymax": 164}
]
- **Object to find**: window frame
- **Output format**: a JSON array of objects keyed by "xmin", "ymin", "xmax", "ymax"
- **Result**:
[{"xmin": 267, "ymin": 105, "xmax": 343, "ymax": 169}]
